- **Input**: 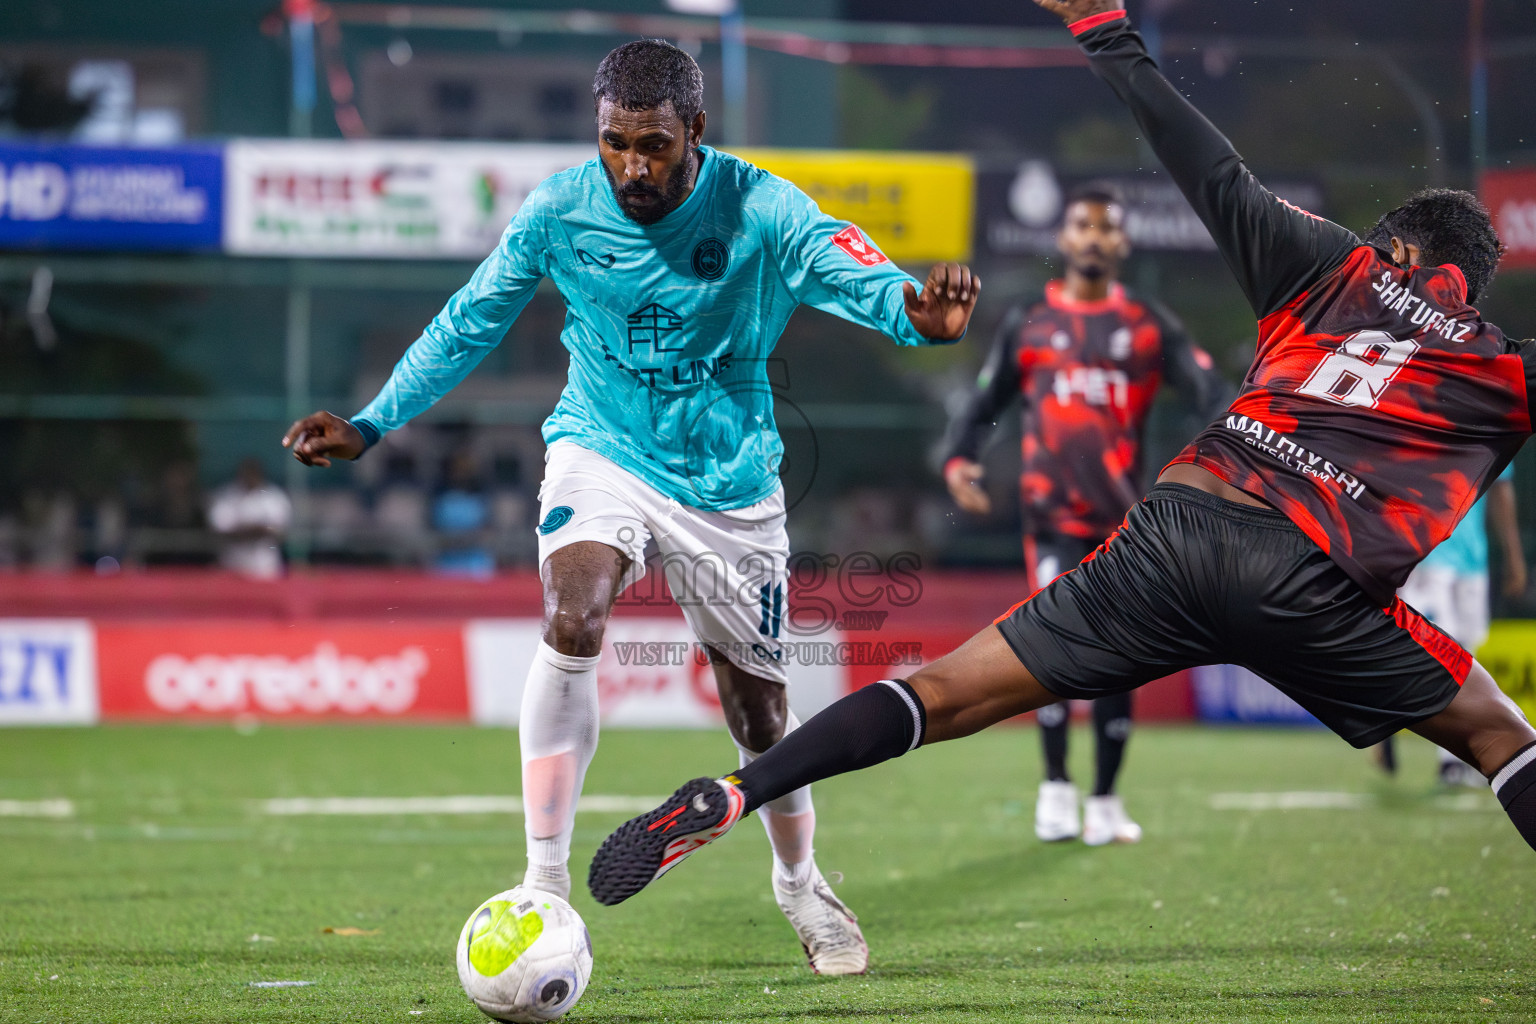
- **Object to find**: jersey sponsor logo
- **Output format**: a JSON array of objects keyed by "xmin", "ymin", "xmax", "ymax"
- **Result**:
[
  {"xmin": 627, "ymin": 302, "xmax": 686, "ymax": 353},
  {"xmin": 1051, "ymin": 366, "xmax": 1130, "ymax": 408},
  {"xmin": 830, "ymin": 224, "xmax": 889, "ymax": 266},
  {"xmin": 537, "ymin": 506, "xmax": 574, "ymax": 535},
  {"xmin": 690, "ymin": 237, "xmax": 729, "ymax": 281},
  {"xmin": 577, "ymin": 248, "xmax": 616, "ymax": 268},
  {"xmin": 1223, "ymin": 413, "xmax": 1367, "ymax": 500}
]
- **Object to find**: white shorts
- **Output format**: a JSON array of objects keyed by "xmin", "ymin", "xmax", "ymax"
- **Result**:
[
  {"xmin": 535, "ymin": 440, "xmax": 790, "ymax": 683},
  {"xmin": 1398, "ymin": 564, "xmax": 1490, "ymax": 651}
]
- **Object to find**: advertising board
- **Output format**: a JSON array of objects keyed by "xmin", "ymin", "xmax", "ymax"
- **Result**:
[
  {"xmin": 224, "ymin": 139, "xmax": 590, "ymax": 258},
  {"xmin": 0, "ymin": 142, "xmax": 221, "ymax": 251},
  {"xmin": 0, "ymin": 620, "xmax": 98, "ymax": 726},
  {"xmin": 94, "ymin": 622, "xmax": 468, "ymax": 719}
]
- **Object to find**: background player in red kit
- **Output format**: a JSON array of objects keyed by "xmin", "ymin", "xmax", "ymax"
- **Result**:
[
  {"xmin": 590, "ymin": 0, "xmax": 1536, "ymax": 914},
  {"xmin": 942, "ymin": 182, "xmax": 1220, "ymax": 846}
]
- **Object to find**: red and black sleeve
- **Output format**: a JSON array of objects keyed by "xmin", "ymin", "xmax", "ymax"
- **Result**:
[
  {"xmin": 1071, "ymin": 12, "xmax": 1360, "ymax": 318},
  {"xmin": 942, "ymin": 304, "xmax": 1029, "ymax": 464}
]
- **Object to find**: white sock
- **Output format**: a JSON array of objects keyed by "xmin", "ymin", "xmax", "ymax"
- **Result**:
[
  {"xmin": 519, "ymin": 641, "xmax": 600, "ymax": 891},
  {"xmin": 735, "ymin": 710, "xmax": 817, "ymax": 887}
]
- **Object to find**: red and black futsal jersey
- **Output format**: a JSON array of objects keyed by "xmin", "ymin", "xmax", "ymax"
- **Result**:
[
  {"xmin": 1078, "ymin": 12, "xmax": 1536, "ymax": 607},
  {"xmin": 942, "ymin": 280, "xmax": 1221, "ymax": 541}
]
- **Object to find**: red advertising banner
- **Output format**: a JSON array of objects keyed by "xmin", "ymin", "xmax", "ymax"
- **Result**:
[
  {"xmin": 1483, "ymin": 169, "xmax": 1536, "ymax": 270},
  {"xmin": 95, "ymin": 622, "xmax": 468, "ymax": 719}
]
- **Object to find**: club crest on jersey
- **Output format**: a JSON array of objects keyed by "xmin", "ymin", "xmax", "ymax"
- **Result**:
[
  {"xmin": 830, "ymin": 225, "xmax": 889, "ymax": 267},
  {"xmin": 538, "ymin": 506, "xmax": 575, "ymax": 535},
  {"xmin": 691, "ymin": 237, "xmax": 730, "ymax": 281}
]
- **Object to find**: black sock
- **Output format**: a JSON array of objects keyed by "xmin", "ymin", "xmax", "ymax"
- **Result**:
[
  {"xmin": 1493, "ymin": 741, "xmax": 1536, "ymax": 852},
  {"xmin": 1091, "ymin": 692, "xmax": 1133, "ymax": 797},
  {"xmin": 729, "ymin": 679, "xmax": 926, "ymax": 814},
  {"xmin": 1037, "ymin": 701, "xmax": 1070, "ymax": 782}
]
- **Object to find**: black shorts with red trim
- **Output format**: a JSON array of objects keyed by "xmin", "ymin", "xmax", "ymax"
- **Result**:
[
  {"xmin": 1024, "ymin": 533, "xmax": 1102, "ymax": 594},
  {"xmin": 996, "ymin": 483, "xmax": 1468, "ymax": 748}
]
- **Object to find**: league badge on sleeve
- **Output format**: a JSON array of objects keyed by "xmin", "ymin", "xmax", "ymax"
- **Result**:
[{"xmin": 830, "ymin": 225, "xmax": 890, "ymax": 267}]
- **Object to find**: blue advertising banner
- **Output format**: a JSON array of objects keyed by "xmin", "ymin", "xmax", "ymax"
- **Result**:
[
  {"xmin": 1191, "ymin": 664, "xmax": 1324, "ymax": 728},
  {"xmin": 0, "ymin": 142, "xmax": 222, "ymax": 251}
]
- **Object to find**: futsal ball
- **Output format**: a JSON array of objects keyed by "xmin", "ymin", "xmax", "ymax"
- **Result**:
[{"xmin": 456, "ymin": 887, "xmax": 593, "ymax": 1023}]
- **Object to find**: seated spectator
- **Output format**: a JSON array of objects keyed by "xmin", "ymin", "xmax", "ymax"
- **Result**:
[{"xmin": 432, "ymin": 452, "xmax": 494, "ymax": 577}]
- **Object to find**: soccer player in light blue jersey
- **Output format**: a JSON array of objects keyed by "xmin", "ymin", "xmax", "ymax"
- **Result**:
[{"xmin": 283, "ymin": 39, "xmax": 979, "ymax": 974}]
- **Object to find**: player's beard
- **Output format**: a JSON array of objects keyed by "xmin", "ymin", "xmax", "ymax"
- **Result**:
[
  {"xmin": 1069, "ymin": 249, "xmax": 1115, "ymax": 280},
  {"xmin": 608, "ymin": 147, "xmax": 696, "ymax": 226}
]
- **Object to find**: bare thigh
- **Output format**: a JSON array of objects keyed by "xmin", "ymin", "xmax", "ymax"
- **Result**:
[{"xmin": 907, "ymin": 625, "xmax": 1061, "ymax": 743}]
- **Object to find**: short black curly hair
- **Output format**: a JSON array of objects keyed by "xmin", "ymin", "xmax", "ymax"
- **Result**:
[
  {"xmin": 1362, "ymin": 188, "xmax": 1504, "ymax": 303},
  {"xmin": 592, "ymin": 39, "xmax": 704, "ymax": 128},
  {"xmin": 1066, "ymin": 179, "xmax": 1125, "ymax": 210}
]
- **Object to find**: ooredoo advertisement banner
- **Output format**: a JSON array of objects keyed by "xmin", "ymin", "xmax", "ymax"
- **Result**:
[
  {"xmin": 94, "ymin": 622, "xmax": 468, "ymax": 719},
  {"xmin": 223, "ymin": 139, "xmax": 590, "ymax": 259}
]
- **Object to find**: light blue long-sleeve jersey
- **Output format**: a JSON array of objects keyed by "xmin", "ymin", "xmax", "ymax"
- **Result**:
[{"xmin": 353, "ymin": 146, "xmax": 948, "ymax": 510}]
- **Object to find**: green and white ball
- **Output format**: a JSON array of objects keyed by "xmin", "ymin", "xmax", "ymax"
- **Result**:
[{"xmin": 456, "ymin": 887, "xmax": 593, "ymax": 1023}]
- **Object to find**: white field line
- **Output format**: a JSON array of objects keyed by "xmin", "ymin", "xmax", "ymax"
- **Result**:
[
  {"xmin": 1431, "ymin": 792, "xmax": 1500, "ymax": 811},
  {"xmin": 248, "ymin": 981, "xmax": 313, "ymax": 988},
  {"xmin": 1209, "ymin": 791, "xmax": 1372, "ymax": 811},
  {"xmin": 0, "ymin": 798, "xmax": 74, "ymax": 818},
  {"xmin": 259, "ymin": 795, "xmax": 663, "ymax": 816}
]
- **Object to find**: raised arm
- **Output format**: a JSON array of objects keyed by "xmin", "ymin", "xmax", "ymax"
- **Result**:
[
  {"xmin": 1035, "ymin": 1, "xmax": 1359, "ymax": 318},
  {"xmin": 284, "ymin": 195, "xmax": 548, "ymax": 466},
  {"xmin": 767, "ymin": 179, "xmax": 978, "ymax": 346}
]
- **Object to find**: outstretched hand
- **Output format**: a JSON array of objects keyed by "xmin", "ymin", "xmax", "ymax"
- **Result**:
[
  {"xmin": 1032, "ymin": 0, "xmax": 1124, "ymax": 25},
  {"xmin": 903, "ymin": 263, "xmax": 981, "ymax": 342},
  {"xmin": 281, "ymin": 410, "xmax": 365, "ymax": 468}
]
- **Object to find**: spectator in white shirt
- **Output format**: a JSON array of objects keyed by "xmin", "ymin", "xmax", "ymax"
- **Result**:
[{"xmin": 208, "ymin": 458, "xmax": 291, "ymax": 579}]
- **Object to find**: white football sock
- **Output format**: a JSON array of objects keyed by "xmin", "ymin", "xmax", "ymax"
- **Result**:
[
  {"xmin": 519, "ymin": 640, "xmax": 601, "ymax": 890},
  {"xmin": 735, "ymin": 710, "xmax": 817, "ymax": 887}
]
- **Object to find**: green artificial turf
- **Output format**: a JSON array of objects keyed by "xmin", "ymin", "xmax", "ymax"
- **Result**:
[{"xmin": 0, "ymin": 723, "xmax": 1531, "ymax": 1023}]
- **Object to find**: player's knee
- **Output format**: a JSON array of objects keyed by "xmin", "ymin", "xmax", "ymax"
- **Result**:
[
  {"xmin": 543, "ymin": 603, "xmax": 608, "ymax": 658},
  {"xmin": 724, "ymin": 703, "xmax": 785, "ymax": 754}
]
